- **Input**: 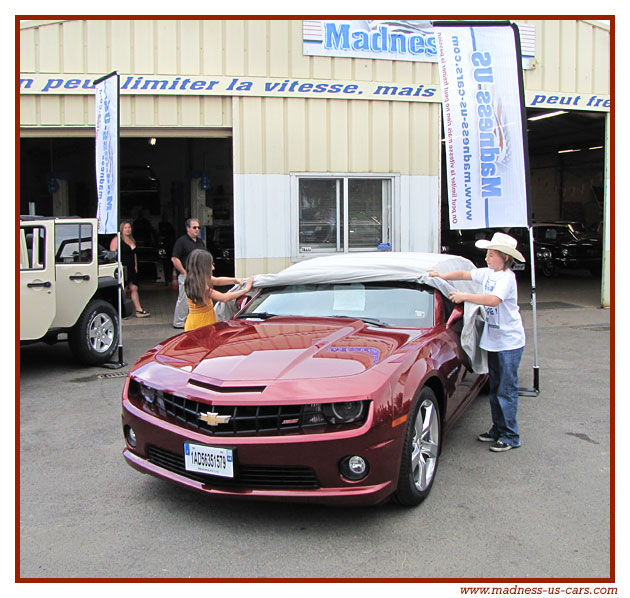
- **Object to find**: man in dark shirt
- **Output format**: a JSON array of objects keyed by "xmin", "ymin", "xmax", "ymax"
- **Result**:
[{"xmin": 171, "ymin": 218, "xmax": 206, "ymax": 328}]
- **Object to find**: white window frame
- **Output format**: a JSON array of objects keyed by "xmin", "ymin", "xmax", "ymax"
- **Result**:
[{"xmin": 290, "ymin": 172, "xmax": 400, "ymax": 261}]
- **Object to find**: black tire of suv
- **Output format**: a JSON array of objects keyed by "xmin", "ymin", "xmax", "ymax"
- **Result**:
[{"xmin": 68, "ymin": 299, "xmax": 119, "ymax": 365}]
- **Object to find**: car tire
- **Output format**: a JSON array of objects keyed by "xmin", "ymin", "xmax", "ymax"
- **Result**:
[
  {"xmin": 541, "ymin": 261, "xmax": 559, "ymax": 278},
  {"xmin": 69, "ymin": 299, "xmax": 119, "ymax": 365},
  {"xmin": 393, "ymin": 387, "xmax": 441, "ymax": 506}
]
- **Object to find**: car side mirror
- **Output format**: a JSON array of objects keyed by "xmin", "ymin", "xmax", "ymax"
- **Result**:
[{"xmin": 446, "ymin": 304, "xmax": 464, "ymax": 328}]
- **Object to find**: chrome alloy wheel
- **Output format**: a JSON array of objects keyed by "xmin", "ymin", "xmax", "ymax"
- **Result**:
[
  {"xmin": 88, "ymin": 312, "xmax": 116, "ymax": 354},
  {"xmin": 410, "ymin": 398, "xmax": 440, "ymax": 492}
]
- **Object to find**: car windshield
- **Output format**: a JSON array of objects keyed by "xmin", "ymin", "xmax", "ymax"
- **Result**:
[
  {"xmin": 238, "ymin": 282, "xmax": 434, "ymax": 328},
  {"xmin": 536, "ymin": 225, "xmax": 583, "ymax": 242}
]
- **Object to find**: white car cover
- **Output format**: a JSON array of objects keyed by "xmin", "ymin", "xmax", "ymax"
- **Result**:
[{"xmin": 215, "ymin": 252, "xmax": 488, "ymax": 373}]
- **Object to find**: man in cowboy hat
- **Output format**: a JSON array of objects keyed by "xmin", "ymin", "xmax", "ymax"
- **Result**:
[{"xmin": 428, "ymin": 232, "xmax": 526, "ymax": 452}]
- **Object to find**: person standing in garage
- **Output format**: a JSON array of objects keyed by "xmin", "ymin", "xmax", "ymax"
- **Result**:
[
  {"xmin": 428, "ymin": 232, "xmax": 526, "ymax": 453},
  {"xmin": 110, "ymin": 221, "xmax": 150, "ymax": 318},
  {"xmin": 171, "ymin": 218, "xmax": 206, "ymax": 328}
]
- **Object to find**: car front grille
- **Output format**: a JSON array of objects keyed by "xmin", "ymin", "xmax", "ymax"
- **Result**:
[
  {"xmin": 147, "ymin": 445, "xmax": 320, "ymax": 489},
  {"xmin": 129, "ymin": 379, "xmax": 366, "ymax": 437}
]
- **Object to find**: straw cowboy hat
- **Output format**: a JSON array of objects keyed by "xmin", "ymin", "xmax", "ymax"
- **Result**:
[{"xmin": 475, "ymin": 232, "xmax": 526, "ymax": 262}]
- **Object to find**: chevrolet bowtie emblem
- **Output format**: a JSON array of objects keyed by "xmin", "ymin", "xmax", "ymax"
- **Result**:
[{"xmin": 199, "ymin": 412, "xmax": 232, "ymax": 426}]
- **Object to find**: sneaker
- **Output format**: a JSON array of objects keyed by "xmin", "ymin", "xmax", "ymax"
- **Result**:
[
  {"xmin": 136, "ymin": 309, "xmax": 150, "ymax": 318},
  {"xmin": 477, "ymin": 432, "xmax": 497, "ymax": 442},
  {"xmin": 489, "ymin": 440, "xmax": 519, "ymax": 452}
]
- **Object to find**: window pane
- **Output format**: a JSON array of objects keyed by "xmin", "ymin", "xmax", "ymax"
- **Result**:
[
  {"xmin": 20, "ymin": 226, "xmax": 46, "ymax": 270},
  {"xmin": 298, "ymin": 179, "xmax": 341, "ymax": 252},
  {"xmin": 55, "ymin": 223, "xmax": 93, "ymax": 263},
  {"xmin": 348, "ymin": 179, "xmax": 388, "ymax": 249}
]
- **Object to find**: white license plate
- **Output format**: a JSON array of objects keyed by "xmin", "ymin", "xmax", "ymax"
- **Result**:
[
  {"xmin": 513, "ymin": 263, "xmax": 525, "ymax": 271},
  {"xmin": 184, "ymin": 443, "xmax": 234, "ymax": 478}
]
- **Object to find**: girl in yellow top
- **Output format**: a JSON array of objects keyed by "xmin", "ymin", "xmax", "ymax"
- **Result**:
[{"xmin": 183, "ymin": 249, "xmax": 253, "ymax": 331}]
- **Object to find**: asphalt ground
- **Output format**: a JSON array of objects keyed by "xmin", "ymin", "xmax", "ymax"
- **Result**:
[{"xmin": 17, "ymin": 269, "xmax": 614, "ymax": 581}]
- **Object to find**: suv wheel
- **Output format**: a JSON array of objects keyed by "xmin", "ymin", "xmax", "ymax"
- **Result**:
[{"xmin": 69, "ymin": 300, "xmax": 118, "ymax": 365}]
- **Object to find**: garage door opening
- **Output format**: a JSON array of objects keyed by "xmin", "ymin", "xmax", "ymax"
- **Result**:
[
  {"xmin": 20, "ymin": 136, "xmax": 236, "ymax": 280},
  {"xmin": 439, "ymin": 109, "xmax": 606, "ymax": 280}
]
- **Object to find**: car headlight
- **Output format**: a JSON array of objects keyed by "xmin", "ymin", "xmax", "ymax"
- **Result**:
[
  {"xmin": 129, "ymin": 380, "xmax": 166, "ymax": 409},
  {"xmin": 323, "ymin": 401, "xmax": 367, "ymax": 424}
]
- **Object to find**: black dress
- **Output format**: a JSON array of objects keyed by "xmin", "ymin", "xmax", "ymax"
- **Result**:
[{"xmin": 120, "ymin": 240, "xmax": 138, "ymax": 285}]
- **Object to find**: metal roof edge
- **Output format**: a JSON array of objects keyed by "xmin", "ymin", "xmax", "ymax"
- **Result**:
[
  {"xmin": 579, "ymin": 19, "xmax": 610, "ymax": 32},
  {"xmin": 20, "ymin": 20, "xmax": 71, "ymax": 30}
]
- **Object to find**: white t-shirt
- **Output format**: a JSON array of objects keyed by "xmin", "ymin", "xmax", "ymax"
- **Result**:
[{"xmin": 470, "ymin": 267, "xmax": 526, "ymax": 352}]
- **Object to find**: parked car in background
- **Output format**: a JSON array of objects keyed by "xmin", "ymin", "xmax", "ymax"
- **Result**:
[
  {"xmin": 441, "ymin": 228, "xmax": 501, "ymax": 268},
  {"xmin": 122, "ymin": 252, "xmax": 487, "ymax": 507},
  {"xmin": 441, "ymin": 227, "xmax": 552, "ymax": 275},
  {"xmin": 20, "ymin": 216, "xmax": 134, "ymax": 365},
  {"xmin": 206, "ymin": 224, "xmax": 235, "ymax": 277},
  {"xmin": 509, "ymin": 222, "xmax": 602, "ymax": 278}
]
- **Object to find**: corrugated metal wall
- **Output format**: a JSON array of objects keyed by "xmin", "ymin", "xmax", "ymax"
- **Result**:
[
  {"xmin": 521, "ymin": 19, "xmax": 610, "ymax": 93},
  {"xmin": 20, "ymin": 18, "xmax": 609, "ymax": 166},
  {"xmin": 232, "ymin": 96, "xmax": 440, "ymax": 175}
]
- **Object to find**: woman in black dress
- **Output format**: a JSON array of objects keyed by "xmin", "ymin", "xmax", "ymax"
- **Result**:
[{"xmin": 109, "ymin": 221, "xmax": 150, "ymax": 317}]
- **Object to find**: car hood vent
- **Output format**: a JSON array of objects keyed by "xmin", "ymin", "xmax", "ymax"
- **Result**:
[{"xmin": 188, "ymin": 378, "xmax": 266, "ymax": 393}]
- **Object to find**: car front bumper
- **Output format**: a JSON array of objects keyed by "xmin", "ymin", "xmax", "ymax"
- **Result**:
[{"xmin": 122, "ymin": 396, "xmax": 405, "ymax": 506}]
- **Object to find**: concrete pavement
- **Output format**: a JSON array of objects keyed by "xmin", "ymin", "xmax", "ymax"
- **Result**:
[{"xmin": 19, "ymin": 270, "xmax": 612, "ymax": 579}]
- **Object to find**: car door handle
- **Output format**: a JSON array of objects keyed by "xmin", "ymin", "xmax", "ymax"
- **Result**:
[
  {"xmin": 69, "ymin": 274, "xmax": 90, "ymax": 281},
  {"xmin": 27, "ymin": 281, "xmax": 52, "ymax": 288}
]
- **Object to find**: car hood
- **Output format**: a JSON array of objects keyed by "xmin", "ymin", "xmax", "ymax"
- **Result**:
[{"xmin": 152, "ymin": 317, "xmax": 427, "ymax": 383}]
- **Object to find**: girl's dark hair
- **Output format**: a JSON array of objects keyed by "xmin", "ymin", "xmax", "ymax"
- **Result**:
[{"xmin": 184, "ymin": 249, "xmax": 214, "ymax": 305}]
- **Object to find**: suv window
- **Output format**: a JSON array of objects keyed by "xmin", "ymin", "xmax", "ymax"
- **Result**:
[
  {"xmin": 55, "ymin": 223, "xmax": 93, "ymax": 264},
  {"xmin": 20, "ymin": 226, "xmax": 46, "ymax": 270}
]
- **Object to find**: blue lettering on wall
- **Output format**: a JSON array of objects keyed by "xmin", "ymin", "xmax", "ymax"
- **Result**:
[{"xmin": 324, "ymin": 22, "xmax": 436, "ymax": 57}]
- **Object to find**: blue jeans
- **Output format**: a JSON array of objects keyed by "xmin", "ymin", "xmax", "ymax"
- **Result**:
[{"xmin": 487, "ymin": 347, "xmax": 524, "ymax": 447}]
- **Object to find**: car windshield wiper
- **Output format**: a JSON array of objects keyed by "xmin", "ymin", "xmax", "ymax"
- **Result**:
[
  {"xmin": 235, "ymin": 311, "xmax": 278, "ymax": 320},
  {"xmin": 330, "ymin": 315, "xmax": 389, "ymax": 327}
]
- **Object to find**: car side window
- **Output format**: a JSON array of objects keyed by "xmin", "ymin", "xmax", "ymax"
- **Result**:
[
  {"xmin": 55, "ymin": 223, "xmax": 93, "ymax": 264},
  {"xmin": 442, "ymin": 293, "xmax": 455, "ymax": 321},
  {"xmin": 20, "ymin": 226, "xmax": 46, "ymax": 270}
]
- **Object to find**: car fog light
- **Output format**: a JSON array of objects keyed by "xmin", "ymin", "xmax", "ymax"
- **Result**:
[
  {"xmin": 125, "ymin": 426, "xmax": 137, "ymax": 448},
  {"xmin": 339, "ymin": 455, "xmax": 369, "ymax": 481}
]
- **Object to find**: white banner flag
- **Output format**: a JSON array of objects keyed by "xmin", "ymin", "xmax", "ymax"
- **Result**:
[
  {"xmin": 94, "ymin": 74, "xmax": 119, "ymax": 234},
  {"xmin": 434, "ymin": 23, "xmax": 530, "ymax": 229}
]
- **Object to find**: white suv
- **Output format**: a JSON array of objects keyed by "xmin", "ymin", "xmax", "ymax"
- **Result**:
[{"xmin": 20, "ymin": 216, "xmax": 134, "ymax": 365}]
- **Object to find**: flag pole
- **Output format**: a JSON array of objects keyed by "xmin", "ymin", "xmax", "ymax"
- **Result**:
[
  {"xmin": 94, "ymin": 71, "xmax": 125, "ymax": 369},
  {"xmin": 511, "ymin": 23, "xmax": 539, "ymax": 396},
  {"xmin": 519, "ymin": 226, "xmax": 540, "ymax": 396}
]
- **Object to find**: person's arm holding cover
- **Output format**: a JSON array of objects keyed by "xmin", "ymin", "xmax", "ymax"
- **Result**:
[{"xmin": 427, "ymin": 269, "xmax": 501, "ymax": 308}]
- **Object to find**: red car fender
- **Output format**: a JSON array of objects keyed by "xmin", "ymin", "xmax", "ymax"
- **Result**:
[{"xmin": 391, "ymin": 357, "xmax": 444, "ymax": 425}]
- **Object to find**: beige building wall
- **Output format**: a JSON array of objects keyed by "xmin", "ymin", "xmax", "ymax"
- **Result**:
[
  {"xmin": 521, "ymin": 19, "xmax": 610, "ymax": 95},
  {"xmin": 19, "ymin": 19, "xmax": 611, "ymax": 295},
  {"xmin": 20, "ymin": 19, "xmax": 610, "ymax": 130}
]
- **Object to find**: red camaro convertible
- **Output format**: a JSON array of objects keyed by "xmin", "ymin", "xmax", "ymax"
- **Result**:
[{"xmin": 122, "ymin": 253, "xmax": 487, "ymax": 506}]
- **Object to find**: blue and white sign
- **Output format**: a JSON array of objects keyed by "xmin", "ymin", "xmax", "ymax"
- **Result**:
[
  {"xmin": 94, "ymin": 74, "xmax": 119, "ymax": 234},
  {"xmin": 303, "ymin": 20, "xmax": 437, "ymax": 62},
  {"xmin": 435, "ymin": 24, "xmax": 530, "ymax": 229}
]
